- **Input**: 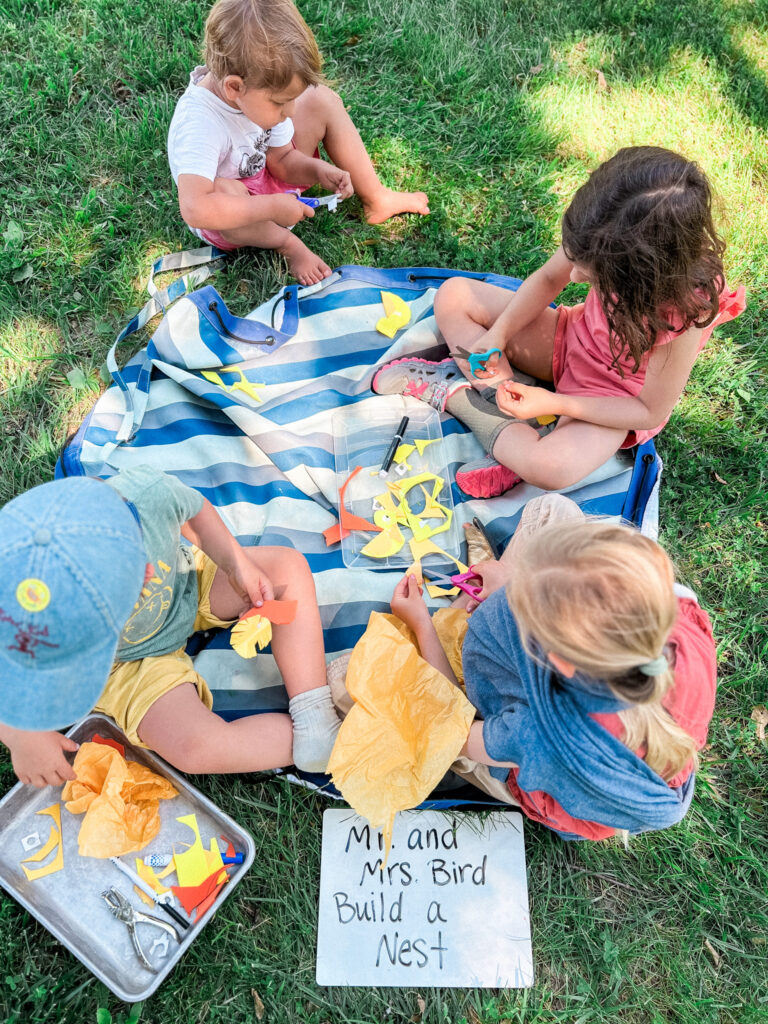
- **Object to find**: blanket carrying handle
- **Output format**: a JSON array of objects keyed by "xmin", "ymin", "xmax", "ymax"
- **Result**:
[{"xmin": 104, "ymin": 246, "xmax": 228, "ymax": 443}]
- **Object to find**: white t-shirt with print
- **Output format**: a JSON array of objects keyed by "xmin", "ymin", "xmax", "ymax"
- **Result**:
[{"xmin": 167, "ymin": 66, "xmax": 295, "ymax": 183}]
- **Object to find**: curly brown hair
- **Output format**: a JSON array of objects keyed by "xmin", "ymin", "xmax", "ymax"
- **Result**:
[{"xmin": 561, "ymin": 146, "xmax": 726, "ymax": 373}]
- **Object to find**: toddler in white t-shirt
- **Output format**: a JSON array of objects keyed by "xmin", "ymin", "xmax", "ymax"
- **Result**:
[{"xmin": 168, "ymin": 0, "xmax": 430, "ymax": 285}]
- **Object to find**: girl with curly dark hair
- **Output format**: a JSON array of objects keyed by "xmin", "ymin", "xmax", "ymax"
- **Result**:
[{"xmin": 373, "ymin": 146, "xmax": 746, "ymax": 496}]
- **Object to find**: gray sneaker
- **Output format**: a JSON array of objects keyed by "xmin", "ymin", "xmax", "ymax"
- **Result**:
[{"xmin": 372, "ymin": 357, "xmax": 470, "ymax": 412}]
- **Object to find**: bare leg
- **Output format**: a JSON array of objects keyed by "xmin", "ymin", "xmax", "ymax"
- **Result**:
[
  {"xmin": 207, "ymin": 546, "xmax": 327, "ymax": 699},
  {"xmin": 138, "ymin": 682, "xmax": 294, "ymax": 773},
  {"xmin": 211, "ymin": 177, "xmax": 331, "ymax": 286},
  {"xmin": 491, "ymin": 417, "xmax": 627, "ymax": 491},
  {"xmin": 291, "ymin": 85, "xmax": 430, "ymax": 224},
  {"xmin": 433, "ymin": 276, "xmax": 559, "ymax": 387}
]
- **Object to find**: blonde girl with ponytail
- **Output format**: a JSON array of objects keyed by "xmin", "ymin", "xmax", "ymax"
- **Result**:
[{"xmin": 392, "ymin": 494, "xmax": 717, "ymax": 839}]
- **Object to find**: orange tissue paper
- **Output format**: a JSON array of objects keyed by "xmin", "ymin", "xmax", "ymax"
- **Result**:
[{"xmin": 62, "ymin": 742, "xmax": 178, "ymax": 858}]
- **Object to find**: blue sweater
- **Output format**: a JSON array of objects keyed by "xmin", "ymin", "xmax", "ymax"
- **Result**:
[{"xmin": 462, "ymin": 590, "xmax": 694, "ymax": 835}]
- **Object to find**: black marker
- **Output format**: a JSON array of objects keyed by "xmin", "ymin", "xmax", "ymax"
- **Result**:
[{"xmin": 378, "ymin": 416, "xmax": 409, "ymax": 478}]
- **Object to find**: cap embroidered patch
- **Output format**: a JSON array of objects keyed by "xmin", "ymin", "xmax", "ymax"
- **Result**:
[{"xmin": 15, "ymin": 579, "xmax": 50, "ymax": 613}]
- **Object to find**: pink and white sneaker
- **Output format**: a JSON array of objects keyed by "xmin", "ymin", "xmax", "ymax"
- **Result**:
[
  {"xmin": 456, "ymin": 456, "xmax": 522, "ymax": 498},
  {"xmin": 372, "ymin": 357, "xmax": 470, "ymax": 413}
]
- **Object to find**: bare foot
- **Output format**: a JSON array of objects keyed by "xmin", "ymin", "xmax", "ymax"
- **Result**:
[
  {"xmin": 278, "ymin": 234, "xmax": 332, "ymax": 286},
  {"xmin": 363, "ymin": 187, "xmax": 430, "ymax": 225}
]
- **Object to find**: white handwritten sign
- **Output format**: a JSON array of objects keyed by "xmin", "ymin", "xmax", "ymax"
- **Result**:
[{"xmin": 316, "ymin": 809, "xmax": 533, "ymax": 987}]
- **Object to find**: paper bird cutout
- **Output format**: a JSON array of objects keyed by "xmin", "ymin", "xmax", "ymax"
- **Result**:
[{"xmin": 376, "ymin": 291, "xmax": 412, "ymax": 338}]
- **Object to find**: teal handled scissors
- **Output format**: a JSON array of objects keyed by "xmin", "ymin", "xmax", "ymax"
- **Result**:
[{"xmin": 453, "ymin": 346, "xmax": 502, "ymax": 379}]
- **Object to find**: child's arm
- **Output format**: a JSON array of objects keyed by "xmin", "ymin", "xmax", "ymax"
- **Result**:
[
  {"xmin": 181, "ymin": 497, "xmax": 273, "ymax": 611},
  {"xmin": 177, "ymin": 173, "xmax": 314, "ymax": 231},
  {"xmin": 266, "ymin": 145, "xmax": 354, "ymax": 199},
  {"xmin": 461, "ymin": 722, "xmax": 517, "ymax": 767},
  {"xmin": 482, "ymin": 246, "xmax": 574, "ymax": 354},
  {"xmin": 390, "ymin": 575, "xmax": 458, "ymax": 686},
  {"xmin": 498, "ymin": 324, "xmax": 703, "ymax": 429},
  {"xmin": 390, "ymin": 578, "xmax": 517, "ymax": 769},
  {"xmin": 0, "ymin": 723, "xmax": 79, "ymax": 787}
]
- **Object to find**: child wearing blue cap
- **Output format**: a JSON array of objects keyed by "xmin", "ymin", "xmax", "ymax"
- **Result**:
[{"xmin": 0, "ymin": 465, "xmax": 340, "ymax": 786}]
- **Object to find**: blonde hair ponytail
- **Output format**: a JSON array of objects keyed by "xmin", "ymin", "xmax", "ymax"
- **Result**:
[{"xmin": 507, "ymin": 519, "xmax": 698, "ymax": 782}]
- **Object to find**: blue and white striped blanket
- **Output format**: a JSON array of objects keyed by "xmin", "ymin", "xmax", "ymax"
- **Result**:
[{"xmin": 59, "ymin": 262, "xmax": 660, "ymax": 719}]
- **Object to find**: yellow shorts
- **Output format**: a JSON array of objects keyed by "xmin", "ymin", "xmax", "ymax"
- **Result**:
[{"xmin": 93, "ymin": 549, "xmax": 235, "ymax": 747}]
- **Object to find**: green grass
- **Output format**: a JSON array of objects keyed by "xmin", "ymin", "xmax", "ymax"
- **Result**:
[{"xmin": 1, "ymin": 0, "xmax": 767, "ymax": 1021}]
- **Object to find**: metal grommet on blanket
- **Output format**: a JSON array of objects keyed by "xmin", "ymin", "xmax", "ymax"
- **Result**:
[{"xmin": 407, "ymin": 273, "xmax": 416, "ymax": 282}]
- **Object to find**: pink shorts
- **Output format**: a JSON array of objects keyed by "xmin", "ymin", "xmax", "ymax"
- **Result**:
[{"xmin": 195, "ymin": 145, "xmax": 319, "ymax": 252}]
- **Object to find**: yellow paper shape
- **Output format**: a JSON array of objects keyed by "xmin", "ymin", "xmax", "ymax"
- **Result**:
[
  {"xmin": 408, "ymin": 537, "xmax": 468, "ymax": 574},
  {"xmin": 327, "ymin": 612, "xmax": 474, "ymax": 858},
  {"xmin": 230, "ymin": 614, "xmax": 272, "ymax": 658},
  {"xmin": 201, "ymin": 369, "xmax": 264, "ymax": 404},
  {"xmin": 414, "ymin": 439, "xmax": 437, "ymax": 456},
  {"xmin": 21, "ymin": 803, "xmax": 64, "ymax": 881},
  {"xmin": 362, "ymin": 519, "xmax": 406, "ymax": 558},
  {"xmin": 174, "ymin": 814, "xmax": 226, "ymax": 888},
  {"xmin": 393, "ymin": 443, "xmax": 415, "ymax": 465},
  {"xmin": 375, "ymin": 490, "xmax": 409, "ymax": 526},
  {"xmin": 407, "ymin": 537, "xmax": 468, "ymax": 597},
  {"xmin": 375, "ymin": 291, "xmax": 412, "ymax": 338},
  {"xmin": 133, "ymin": 858, "xmax": 172, "ymax": 906},
  {"xmin": 62, "ymin": 743, "xmax": 177, "ymax": 858}
]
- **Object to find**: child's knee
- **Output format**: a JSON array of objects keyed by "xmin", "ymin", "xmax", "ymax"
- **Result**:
[
  {"xmin": 304, "ymin": 83, "xmax": 344, "ymax": 117},
  {"xmin": 434, "ymin": 276, "xmax": 472, "ymax": 324}
]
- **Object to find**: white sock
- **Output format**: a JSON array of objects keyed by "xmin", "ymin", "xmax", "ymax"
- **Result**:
[{"xmin": 288, "ymin": 685, "xmax": 342, "ymax": 773}]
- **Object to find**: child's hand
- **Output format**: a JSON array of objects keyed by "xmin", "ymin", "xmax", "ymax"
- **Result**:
[
  {"xmin": 227, "ymin": 555, "xmax": 275, "ymax": 612},
  {"xmin": 391, "ymin": 574, "xmax": 432, "ymax": 633},
  {"xmin": 464, "ymin": 560, "xmax": 512, "ymax": 613},
  {"xmin": 270, "ymin": 193, "xmax": 316, "ymax": 228},
  {"xmin": 315, "ymin": 162, "xmax": 354, "ymax": 199},
  {"xmin": 8, "ymin": 730, "xmax": 79, "ymax": 787},
  {"xmin": 496, "ymin": 379, "xmax": 561, "ymax": 420}
]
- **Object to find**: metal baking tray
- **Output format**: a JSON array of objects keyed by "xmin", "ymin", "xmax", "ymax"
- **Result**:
[{"xmin": 0, "ymin": 714, "xmax": 255, "ymax": 1002}]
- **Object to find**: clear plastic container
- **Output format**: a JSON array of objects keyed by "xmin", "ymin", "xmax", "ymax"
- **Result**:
[{"xmin": 332, "ymin": 405, "xmax": 461, "ymax": 569}]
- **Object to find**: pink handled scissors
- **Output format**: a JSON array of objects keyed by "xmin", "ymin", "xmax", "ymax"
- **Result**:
[{"xmin": 422, "ymin": 568, "xmax": 485, "ymax": 601}]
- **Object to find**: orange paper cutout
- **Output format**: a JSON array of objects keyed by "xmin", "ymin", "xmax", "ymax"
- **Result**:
[
  {"xmin": 240, "ymin": 599, "xmax": 297, "ymax": 625},
  {"xmin": 324, "ymin": 466, "xmax": 382, "ymax": 546}
]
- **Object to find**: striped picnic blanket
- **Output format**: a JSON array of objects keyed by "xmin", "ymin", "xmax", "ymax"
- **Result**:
[{"xmin": 59, "ymin": 261, "xmax": 661, "ymax": 719}]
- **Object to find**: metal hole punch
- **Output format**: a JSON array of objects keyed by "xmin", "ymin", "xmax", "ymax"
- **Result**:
[{"xmin": 101, "ymin": 887, "xmax": 181, "ymax": 974}]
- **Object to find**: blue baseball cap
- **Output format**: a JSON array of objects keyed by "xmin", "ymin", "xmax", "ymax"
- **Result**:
[{"xmin": 0, "ymin": 476, "xmax": 147, "ymax": 731}]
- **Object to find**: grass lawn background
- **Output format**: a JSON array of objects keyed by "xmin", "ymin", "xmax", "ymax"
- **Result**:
[{"xmin": 1, "ymin": 0, "xmax": 767, "ymax": 1021}]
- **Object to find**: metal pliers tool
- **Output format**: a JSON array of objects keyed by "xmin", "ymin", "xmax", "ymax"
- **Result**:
[{"xmin": 101, "ymin": 886, "xmax": 181, "ymax": 973}]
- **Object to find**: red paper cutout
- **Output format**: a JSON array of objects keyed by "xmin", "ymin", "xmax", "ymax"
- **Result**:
[
  {"xmin": 239, "ymin": 599, "xmax": 297, "ymax": 625},
  {"xmin": 171, "ymin": 865, "xmax": 230, "ymax": 916},
  {"xmin": 192, "ymin": 886, "xmax": 223, "ymax": 921},
  {"xmin": 92, "ymin": 734, "xmax": 126, "ymax": 756},
  {"xmin": 323, "ymin": 466, "xmax": 382, "ymax": 547}
]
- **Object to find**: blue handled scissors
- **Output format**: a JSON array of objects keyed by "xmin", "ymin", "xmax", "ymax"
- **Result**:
[
  {"xmin": 422, "ymin": 568, "xmax": 484, "ymax": 601},
  {"xmin": 286, "ymin": 190, "xmax": 342, "ymax": 211}
]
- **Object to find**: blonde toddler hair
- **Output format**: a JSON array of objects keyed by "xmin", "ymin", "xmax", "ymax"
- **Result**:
[
  {"xmin": 507, "ymin": 519, "xmax": 699, "ymax": 782},
  {"xmin": 204, "ymin": 0, "xmax": 324, "ymax": 90}
]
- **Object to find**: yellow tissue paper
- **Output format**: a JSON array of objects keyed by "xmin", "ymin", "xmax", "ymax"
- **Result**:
[{"xmin": 326, "ymin": 612, "xmax": 475, "ymax": 859}]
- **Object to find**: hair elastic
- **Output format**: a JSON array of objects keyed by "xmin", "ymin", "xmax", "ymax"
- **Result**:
[{"xmin": 638, "ymin": 654, "xmax": 669, "ymax": 677}]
